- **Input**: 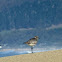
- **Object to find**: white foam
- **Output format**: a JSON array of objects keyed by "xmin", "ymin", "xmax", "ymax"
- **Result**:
[{"xmin": 0, "ymin": 46, "xmax": 2, "ymax": 48}]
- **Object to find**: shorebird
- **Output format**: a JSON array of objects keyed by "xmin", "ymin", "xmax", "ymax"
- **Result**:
[{"xmin": 23, "ymin": 36, "xmax": 39, "ymax": 53}]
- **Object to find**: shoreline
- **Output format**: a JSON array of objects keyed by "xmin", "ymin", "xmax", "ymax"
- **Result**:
[{"xmin": 0, "ymin": 49, "xmax": 62, "ymax": 62}]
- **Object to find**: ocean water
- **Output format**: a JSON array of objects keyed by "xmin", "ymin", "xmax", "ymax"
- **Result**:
[{"xmin": 0, "ymin": 47, "xmax": 62, "ymax": 57}]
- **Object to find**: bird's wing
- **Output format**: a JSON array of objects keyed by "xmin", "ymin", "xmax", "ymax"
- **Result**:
[
  {"xmin": 28, "ymin": 38, "xmax": 35, "ymax": 41},
  {"xmin": 27, "ymin": 38, "xmax": 36, "ymax": 43},
  {"xmin": 23, "ymin": 38, "xmax": 36, "ymax": 44}
]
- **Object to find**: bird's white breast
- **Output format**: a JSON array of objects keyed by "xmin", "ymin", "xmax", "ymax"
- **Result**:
[{"xmin": 28, "ymin": 43, "xmax": 36, "ymax": 46}]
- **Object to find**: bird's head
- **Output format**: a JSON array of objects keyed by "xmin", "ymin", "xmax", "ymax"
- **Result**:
[{"xmin": 34, "ymin": 36, "xmax": 39, "ymax": 40}]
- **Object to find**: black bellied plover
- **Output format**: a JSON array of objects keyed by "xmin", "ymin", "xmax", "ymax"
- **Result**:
[{"xmin": 23, "ymin": 36, "xmax": 39, "ymax": 53}]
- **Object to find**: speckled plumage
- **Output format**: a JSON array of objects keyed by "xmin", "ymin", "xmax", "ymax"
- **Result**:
[{"xmin": 24, "ymin": 36, "xmax": 39, "ymax": 46}]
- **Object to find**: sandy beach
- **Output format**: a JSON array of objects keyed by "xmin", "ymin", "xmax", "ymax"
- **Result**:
[{"xmin": 0, "ymin": 49, "xmax": 62, "ymax": 62}]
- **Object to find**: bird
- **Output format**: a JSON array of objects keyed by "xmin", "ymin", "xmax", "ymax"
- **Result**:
[{"xmin": 23, "ymin": 36, "xmax": 39, "ymax": 53}]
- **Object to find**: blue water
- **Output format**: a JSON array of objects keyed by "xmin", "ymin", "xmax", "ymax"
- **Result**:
[
  {"xmin": 0, "ymin": 50, "xmax": 28, "ymax": 57},
  {"xmin": 0, "ymin": 47, "xmax": 62, "ymax": 57},
  {"xmin": 0, "ymin": 50, "xmax": 41, "ymax": 57}
]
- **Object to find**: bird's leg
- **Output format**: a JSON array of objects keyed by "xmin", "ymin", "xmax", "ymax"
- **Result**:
[{"xmin": 31, "ymin": 46, "xmax": 33, "ymax": 53}]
